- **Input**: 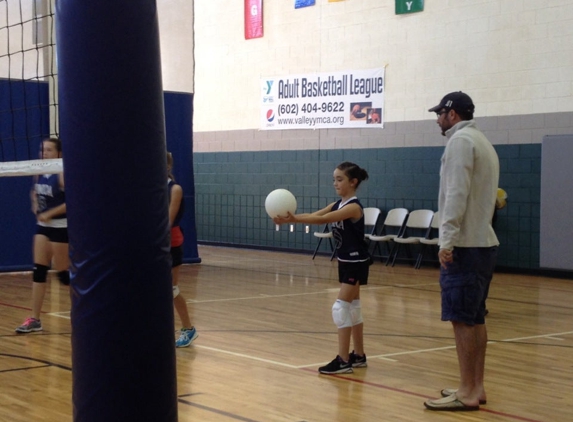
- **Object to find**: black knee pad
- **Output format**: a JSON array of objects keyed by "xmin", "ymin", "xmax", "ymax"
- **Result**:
[
  {"xmin": 57, "ymin": 270, "xmax": 70, "ymax": 286},
  {"xmin": 33, "ymin": 264, "xmax": 50, "ymax": 283}
]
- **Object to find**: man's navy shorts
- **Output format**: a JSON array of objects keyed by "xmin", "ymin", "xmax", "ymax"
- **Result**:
[{"xmin": 440, "ymin": 246, "xmax": 498, "ymax": 325}]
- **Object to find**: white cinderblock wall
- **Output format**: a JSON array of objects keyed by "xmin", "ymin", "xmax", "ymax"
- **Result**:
[
  {"xmin": 158, "ymin": 0, "xmax": 194, "ymax": 93},
  {"xmin": 160, "ymin": 0, "xmax": 573, "ymax": 151}
]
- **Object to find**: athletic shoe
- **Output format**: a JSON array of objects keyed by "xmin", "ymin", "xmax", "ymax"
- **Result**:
[
  {"xmin": 15, "ymin": 317, "xmax": 43, "ymax": 333},
  {"xmin": 318, "ymin": 355, "xmax": 353, "ymax": 374},
  {"xmin": 175, "ymin": 327, "xmax": 198, "ymax": 348},
  {"xmin": 349, "ymin": 351, "xmax": 367, "ymax": 368}
]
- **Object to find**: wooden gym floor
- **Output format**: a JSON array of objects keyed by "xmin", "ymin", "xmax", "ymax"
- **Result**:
[{"xmin": 1, "ymin": 245, "xmax": 572, "ymax": 421}]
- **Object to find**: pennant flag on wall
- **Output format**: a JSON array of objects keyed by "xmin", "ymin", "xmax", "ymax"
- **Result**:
[
  {"xmin": 245, "ymin": 0, "xmax": 263, "ymax": 39},
  {"xmin": 395, "ymin": 0, "xmax": 424, "ymax": 14},
  {"xmin": 295, "ymin": 0, "xmax": 315, "ymax": 8}
]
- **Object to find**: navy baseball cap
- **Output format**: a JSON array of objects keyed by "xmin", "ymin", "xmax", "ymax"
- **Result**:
[{"xmin": 428, "ymin": 91, "xmax": 475, "ymax": 115}]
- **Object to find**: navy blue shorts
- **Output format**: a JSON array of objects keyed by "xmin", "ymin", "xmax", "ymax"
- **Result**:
[
  {"xmin": 171, "ymin": 245, "xmax": 183, "ymax": 268},
  {"xmin": 440, "ymin": 246, "xmax": 497, "ymax": 325},
  {"xmin": 338, "ymin": 260, "xmax": 369, "ymax": 286},
  {"xmin": 36, "ymin": 225, "xmax": 68, "ymax": 243}
]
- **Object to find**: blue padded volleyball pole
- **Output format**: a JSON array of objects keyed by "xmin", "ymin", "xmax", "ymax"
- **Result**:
[
  {"xmin": 56, "ymin": 1, "xmax": 177, "ymax": 421},
  {"xmin": 163, "ymin": 92, "xmax": 201, "ymax": 264}
]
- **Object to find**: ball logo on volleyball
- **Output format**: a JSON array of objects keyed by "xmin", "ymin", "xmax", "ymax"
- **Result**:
[{"xmin": 266, "ymin": 109, "xmax": 275, "ymax": 122}]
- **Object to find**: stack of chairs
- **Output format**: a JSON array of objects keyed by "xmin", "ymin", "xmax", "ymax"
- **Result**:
[
  {"xmin": 368, "ymin": 208, "xmax": 409, "ymax": 264},
  {"xmin": 388, "ymin": 209, "xmax": 435, "ymax": 267}
]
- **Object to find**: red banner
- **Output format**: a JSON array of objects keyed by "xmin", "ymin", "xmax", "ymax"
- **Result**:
[{"xmin": 245, "ymin": 0, "xmax": 263, "ymax": 39}]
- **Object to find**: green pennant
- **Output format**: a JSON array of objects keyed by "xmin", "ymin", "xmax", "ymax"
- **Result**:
[{"xmin": 395, "ymin": 0, "xmax": 424, "ymax": 15}]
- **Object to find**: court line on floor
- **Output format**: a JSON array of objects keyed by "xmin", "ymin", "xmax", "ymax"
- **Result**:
[
  {"xmin": 49, "ymin": 311, "xmax": 71, "ymax": 319},
  {"xmin": 495, "ymin": 330, "xmax": 573, "ymax": 342},
  {"xmin": 354, "ymin": 330, "xmax": 573, "ymax": 363},
  {"xmin": 194, "ymin": 329, "xmax": 573, "ymax": 371},
  {"xmin": 296, "ymin": 345, "xmax": 460, "ymax": 368},
  {"xmin": 178, "ymin": 397, "xmax": 262, "ymax": 422},
  {"xmin": 193, "ymin": 345, "xmax": 298, "ymax": 368}
]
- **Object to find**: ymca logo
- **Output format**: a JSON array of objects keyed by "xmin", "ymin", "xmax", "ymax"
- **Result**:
[
  {"xmin": 265, "ymin": 80, "xmax": 273, "ymax": 95},
  {"xmin": 266, "ymin": 109, "xmax": 275, "ymax": 122}
]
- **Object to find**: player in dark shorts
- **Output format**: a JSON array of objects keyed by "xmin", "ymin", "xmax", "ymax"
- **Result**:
[
  {"xmin": 167, "ymin": 152, "xmax": 198, "ymax": 348},
  {"xmin": 16, "ymin": 137, "xmax": 69, "ymax": 333},
  {"xmin": 273, "ymin": 161, "xmax": 371, "ymax": 374}
]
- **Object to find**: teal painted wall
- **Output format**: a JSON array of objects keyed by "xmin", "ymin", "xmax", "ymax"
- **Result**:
[{"xmin": 193, "ymin": 144, "xmax": 541, "ymax": 269}]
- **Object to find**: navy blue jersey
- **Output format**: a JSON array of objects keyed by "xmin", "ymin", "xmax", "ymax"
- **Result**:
[
  {"xmin": 35, "ymin": 174, "xmax": 65, "ymax": 219},
  {"xmin": 168, "ymin": 179, "xmax": 184, "ymax": 228},
  {"xmin": 330, "ymin": 198, "xmax": 369, "ymax": 262}
]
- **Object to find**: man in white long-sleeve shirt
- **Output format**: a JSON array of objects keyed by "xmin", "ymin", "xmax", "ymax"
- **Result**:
[{"xmin": 424, "ymin": 92, "xmax": 500, "ymax": 412}]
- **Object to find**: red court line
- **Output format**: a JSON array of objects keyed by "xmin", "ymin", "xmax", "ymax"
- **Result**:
[
  {"xmin": 0, "ymin": 302, "xmax": 36, "ymax": 312},
  {"xmin": 301, "ymin": 368, "xmax": 545, "ymax": 422}
]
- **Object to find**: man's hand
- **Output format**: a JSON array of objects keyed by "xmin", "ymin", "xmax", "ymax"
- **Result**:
[{"xmin": 438, "ymin": 248, "xmax": 453, "ymax": 269}]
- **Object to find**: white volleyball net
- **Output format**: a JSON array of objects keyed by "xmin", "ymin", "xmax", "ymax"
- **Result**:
[
  {"xmin": 0, "ymin": 157, "xmax": 62, "ymax": 176},
  {"xmin": 0, "ymin": 0, "xmax": 58, "ymax": 176}
]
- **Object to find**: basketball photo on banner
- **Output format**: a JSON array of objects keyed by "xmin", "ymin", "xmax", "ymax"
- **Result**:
[{"xmin": 350, "ymin": 102, "xmax": 370, "ymax": 120}]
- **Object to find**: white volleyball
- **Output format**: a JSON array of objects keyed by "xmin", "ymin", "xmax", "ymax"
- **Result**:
[{"xmin": 265, "ymin": 189, "xmax": 297, "ymax": 218}]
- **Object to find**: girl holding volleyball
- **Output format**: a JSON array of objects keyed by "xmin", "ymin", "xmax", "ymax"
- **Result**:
[
  {"xmin": 167, "ymin": 152, "xmax": 198, "ymax": 347},
  {"xmin": 273, "ymin": 161, "xmax": 370, "ymax": 374}
]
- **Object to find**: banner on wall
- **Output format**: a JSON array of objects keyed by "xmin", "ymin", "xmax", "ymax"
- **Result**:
[
  {"xmin": 295, "ymin": 0, "xmax": 315, "ymax": 8},
  {"xmin": 260, "ymin": 68, "xmax": 385, "ymax": 130},
  {"xmin": 245, "ymin": 0, "xmax": 263, "ymax": 39}
]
